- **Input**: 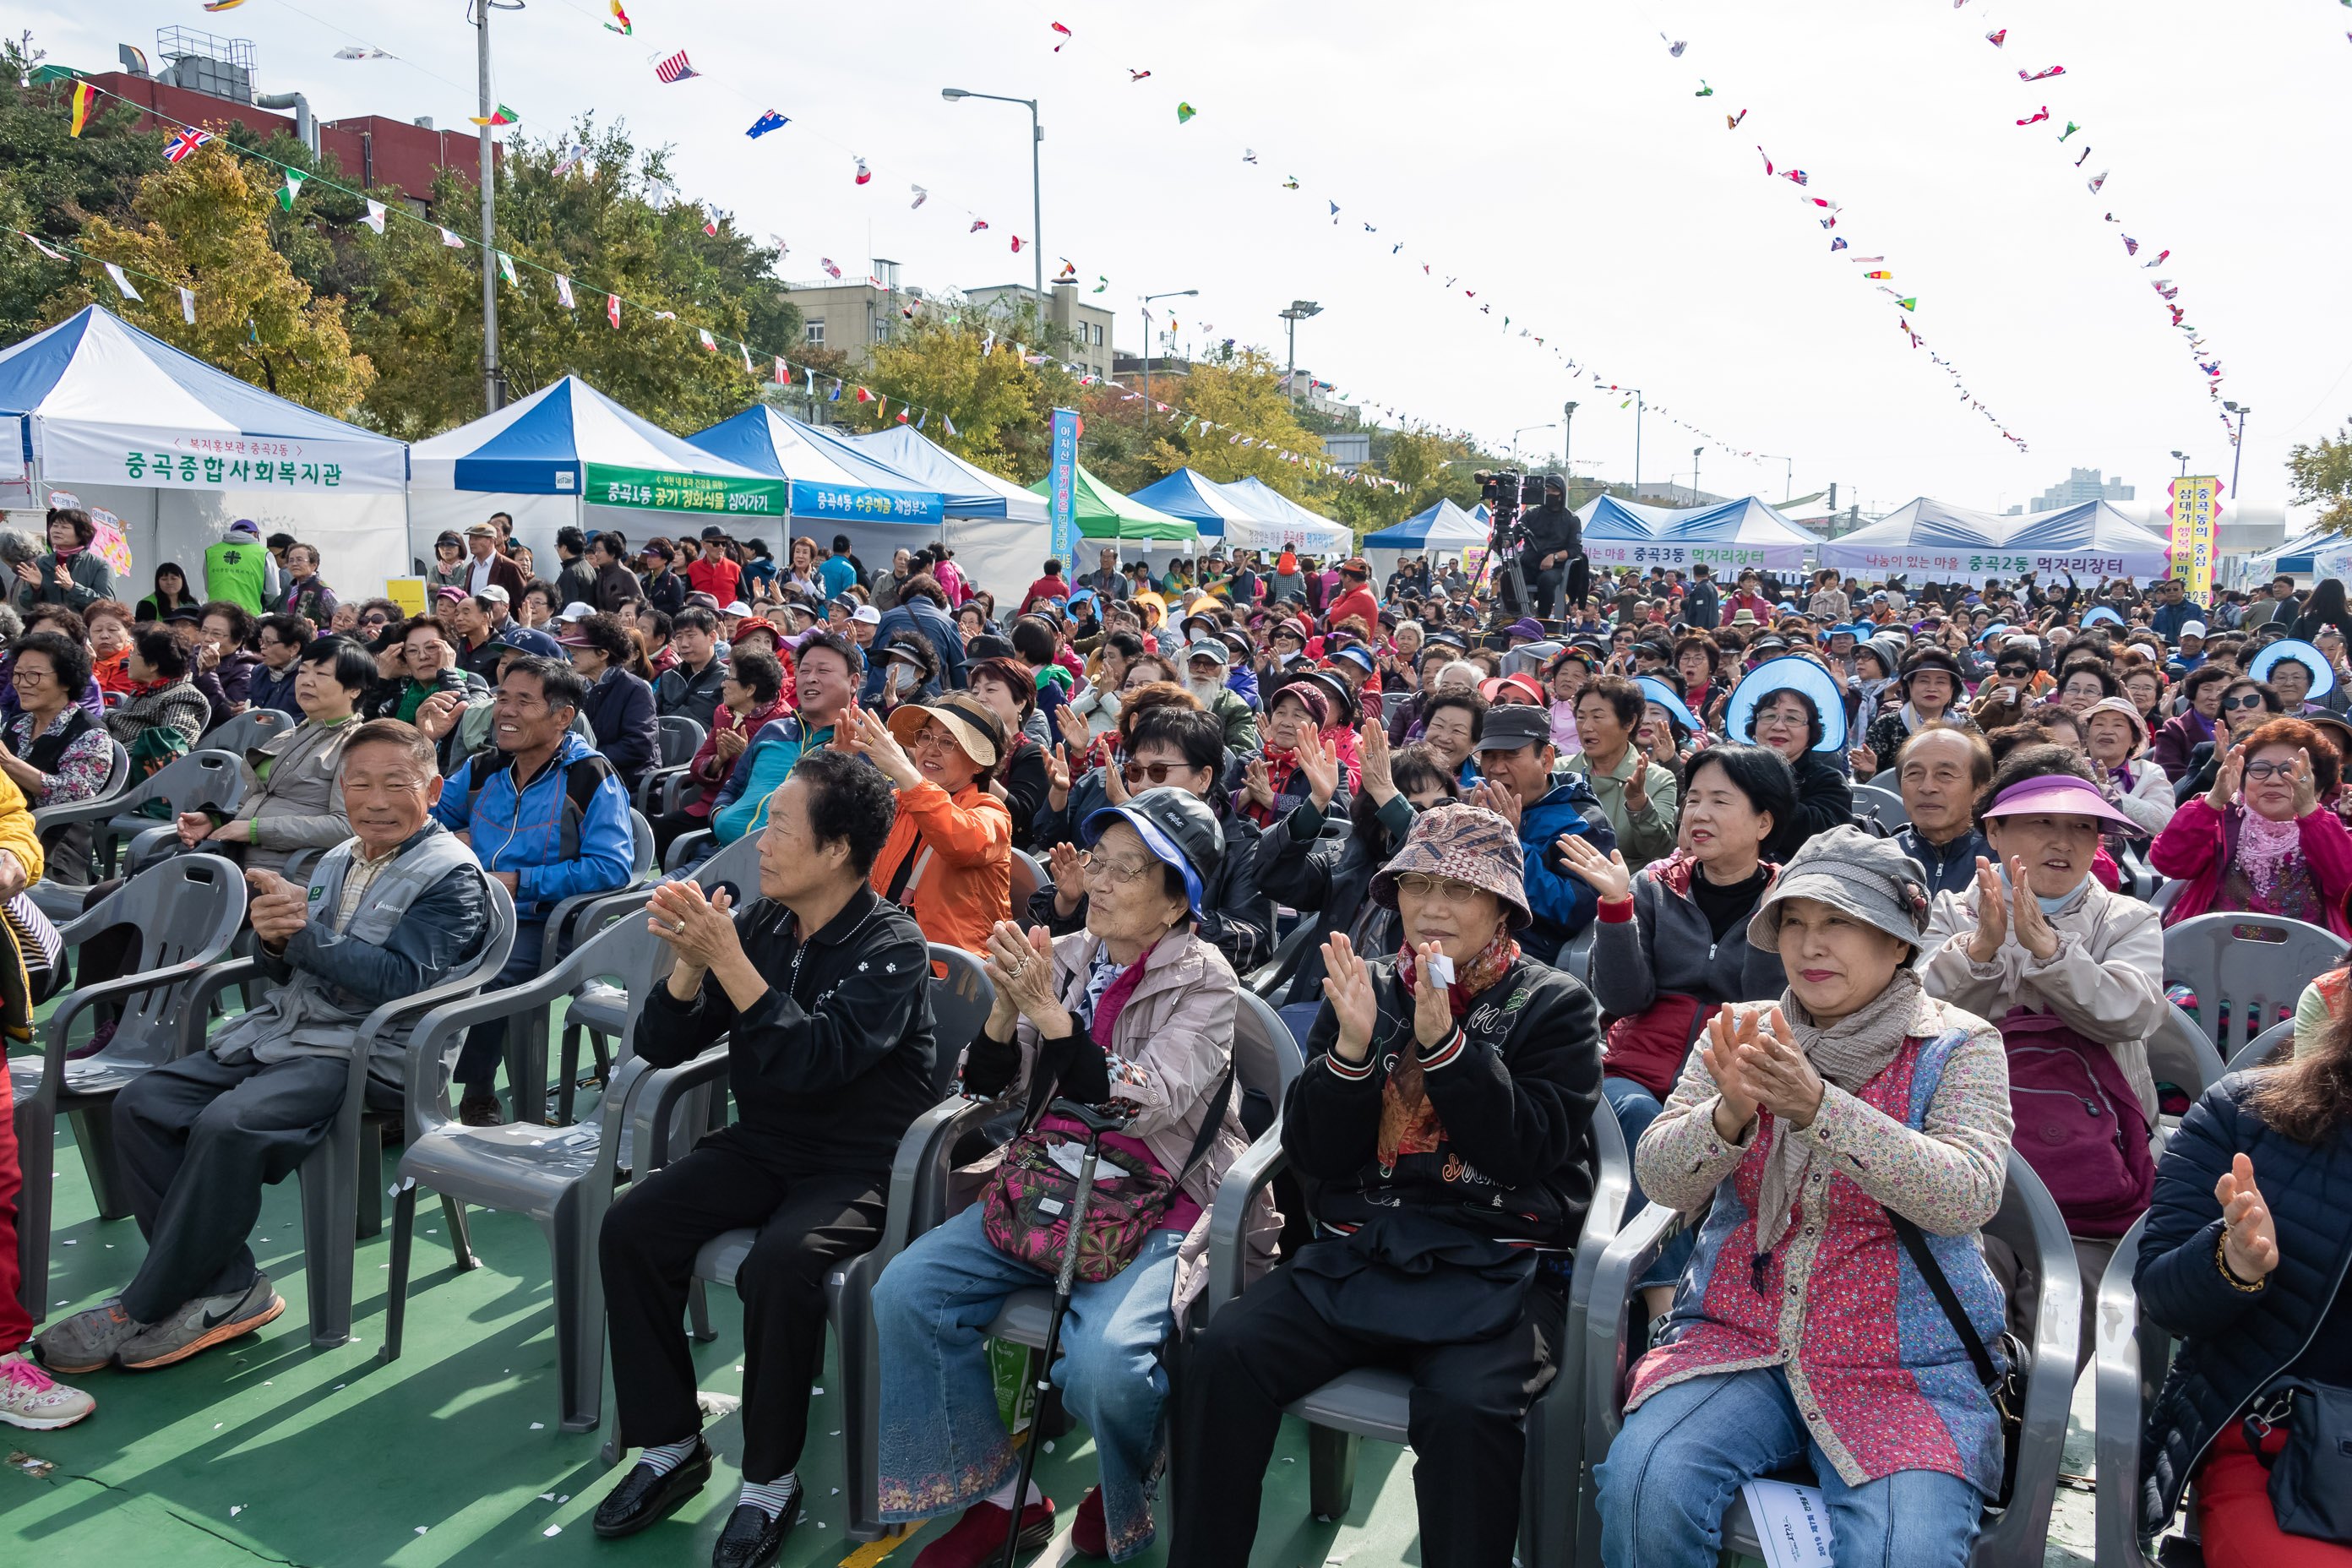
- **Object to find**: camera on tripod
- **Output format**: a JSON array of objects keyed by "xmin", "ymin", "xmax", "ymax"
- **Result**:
[{"xmin": 1474, "ymin": 471, "xmax": 1532, "ymax": 547}]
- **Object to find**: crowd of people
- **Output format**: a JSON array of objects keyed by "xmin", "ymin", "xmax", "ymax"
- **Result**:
[{"xmin": 3, "ymin": 504, "xmax": 2349, "ymax": 1568}]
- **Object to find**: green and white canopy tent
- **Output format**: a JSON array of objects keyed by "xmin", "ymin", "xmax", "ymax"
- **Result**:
[
  {"xmin": 408, "ymin": 376, "xmax": 787, "ymax": 575},
  {"xmin": 1026, "ymin": 461, "xmax": 1199, "ymax": 548}
]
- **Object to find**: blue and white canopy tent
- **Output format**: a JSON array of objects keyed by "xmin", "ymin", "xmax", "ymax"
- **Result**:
[
  {"xmin": 1213, "ymin": 476, "xmax": 1353, "ymax": 554},
  {"xmin": 843, "ymin": 424, "xmax": 1054, "ymax": 596},
  {"xmin": 0, "ymin": 305, "xmax": 411, "ymax": 599},
  {"xmin": 1819, "ymin": 497, "xmax": 2174, "ymax": 584},
  {"xmin": 1127, "ymin": 468, "xmax": 1266, "ymax": 543},
  {"xmin": 1361, "ymin": 497, "xmax": 1493, "ymax": 580},
  {"xmin": 687, "ymin": 408, "xmax": 945, "ymax": 570},
  {"xmin": 1576, "ymin": 494, "xmax": 1818, "ymax": 574},
  {"xmin": 2239, "ymin": 525, "xmax": 2352, "ymax": 585},
  {"xmin": 409, "ymin": 375, "xmax": 785, "ymax": 579}
]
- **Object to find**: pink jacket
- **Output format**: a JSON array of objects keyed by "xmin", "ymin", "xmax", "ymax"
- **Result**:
[{"xmin": 2148, "ymin": 796, "xmax": 2352, "ymax": 939}]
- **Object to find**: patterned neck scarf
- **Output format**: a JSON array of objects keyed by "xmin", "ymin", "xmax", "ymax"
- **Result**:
[
  {"xmin": 1753, "ymin": 968, "xmax": 1924, "ymax": 1265},
  {"xmin": 1387, "ymin": 926, "xmax": 1520, "ymax": 1112},
  {"xmin": 2236, "ymin": 807, "xmax": 2306, "ymax": 904}
]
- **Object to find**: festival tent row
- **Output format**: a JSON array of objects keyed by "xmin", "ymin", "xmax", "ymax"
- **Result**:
[
  {"xmin": 1129, "ymin": 468, "xmax": 1354, "ymax": 554},
  {"xmin": 1360, "ymin": 497, "xmax": 1492, "ymax": 580},
  {"xmin": 1818, "ymin": 496, "xmax": 2175, "ymax": 584},
  {"xmin": 684, "ymin": 407, "xmax": 953, "ymax": 575},
  {"xmin": 843, "ymin": 424, "xmax": 1054, "ymax": 596},
  {"xmin": 2239, "ymin": 525, "xmax": 2352, "ymax": 585},
  {"xmin": 1026, "ymin": 465, "xmax": 1198, "ymax": 550},
  {"xmin": 1575, "ymin": 494, "xmax": 1820, "ymax": 574},
  {"xmin": 0, "ymin": 306, "xmax": 411, "ymax": 601}
]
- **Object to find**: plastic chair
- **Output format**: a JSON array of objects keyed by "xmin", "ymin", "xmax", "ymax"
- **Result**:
[
  {"xmin": 1009, "ymin": 847, "xmax": 1045, "ymax": 917},
  {"xmin": 2162, "ymin": 912, "xmax": 2348, "ymax": 1059},
  {"xmin": 2149, "ymin": 880, "xmax": 2181, "ymax": 916},
  {"xmin": 1576, "ymin": 1150, "xmax": 2078, "ymax": 1568},
  {"xmin": 180, "ymin": 875, "xmax": 518, "ymax": 1348},
  {"xmin": 1382, "ymin": 690, "xmax": 1413, "ymax": 725},
  {"xmin": 7, "ymin": 854, "xmax": 247, "ymax": 1327},
  {"xmin": 1852, "ymin": 781, "xmax": 1909, "ymax": 829},
  {"xmin": 2093, "ymin": 1218, "xmax": 2170, "ymax": 1568},
  {"xmin": 200, "ymin": 706, "xmax": 293, "ymax": 759},
  {"xmin": 2226, "ymin": 1017, "xmax": 2296, "ymax": 1073},
  {"xmin": 378, "ymin": 900, "xmax": 662, "ymax": 1425},
  {"xmin": 1194, "ymin": 1045, "xmax": 1625, "ymax": 1568},
  {"xmin": 1244, "ymin": 920, "xmax": 1315, "ymax": 1001},
  {"xmin": 634, "ymin": 714, "xmax": 705, "ymax": 814},
  {"xmin": 29, "ymin": 748, "xmax": 246, "ymax": 915},
  {"xmin": 2145, "ymin": 1003, "xmax": 2227, "ymax": 1127},
  {"xmin": 663, "ymin": 825, "xmax": 716, "ymax": 874},
  {"xmin": 30, "ymin": 738, "xmax": 131, "ymax": 890}
]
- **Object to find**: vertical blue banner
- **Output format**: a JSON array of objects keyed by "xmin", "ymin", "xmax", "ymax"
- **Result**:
[{"xmin": 1048, "ymin": 406, "xmax": 1080, "ymax": 559}]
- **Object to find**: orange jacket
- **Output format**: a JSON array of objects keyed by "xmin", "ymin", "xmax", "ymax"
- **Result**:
[{"xmin": 869, "ymin": 778, "xmax": 1012, "ymax": 956}]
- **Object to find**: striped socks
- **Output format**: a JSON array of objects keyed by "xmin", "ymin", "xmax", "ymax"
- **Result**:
[
  {"xmin": 635, "ymin": 1436, "xmax": 700, "ymax": 1478},
  {"xmin": 738, "ymin": 1473, "xmax": 799, "ymax": 1522}
]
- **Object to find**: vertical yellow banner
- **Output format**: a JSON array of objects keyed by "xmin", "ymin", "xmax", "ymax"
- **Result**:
[{"xmin": 2167, "ymin": 476, "xmax": 2220, "ymax": 597}]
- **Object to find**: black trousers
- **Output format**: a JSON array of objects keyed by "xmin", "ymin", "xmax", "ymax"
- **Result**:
[
  {"xmin": 647, "ymin": 807, "xmax": 709, "ymax": 863},
  {"xmin": 113, "ymin": 1051, "xmax": 392, "ymax": 1323},
  {"xmin": 600, "ymin": 1134, "xmax": 887, "ymax": 1484},
  {"xmin": 1168, "ymin": 1255, "xmax": 1565, "ymax": 1568}
]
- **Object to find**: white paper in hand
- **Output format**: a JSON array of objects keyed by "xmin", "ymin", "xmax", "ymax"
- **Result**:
[
  {"xmin": 1740, "ymin": 1478, "xmax": 1834, "ymax": 1568},
  {"xmin": 1424, "ymin": 953, "xmax": 1456, "ymax": 987}
]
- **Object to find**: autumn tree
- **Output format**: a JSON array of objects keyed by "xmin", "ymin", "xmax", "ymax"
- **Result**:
[
  {"xmin": 47, "ymin": 140, "xmax": 373, "ymax": 416},
  {"xmin": 844, "ymin": 302, "xmax": 1066, "ymax": 482},
  {"xmin": 1137, "ymin": 346, "xmax": 1326, "ymax": 497},
  {"xmin": 2288, "ymin": 426, "xmax": 2352, "ymax": 536}
]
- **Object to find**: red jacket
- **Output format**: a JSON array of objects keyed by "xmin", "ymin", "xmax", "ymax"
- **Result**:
[
  {"xmin": 2151, "ymin": 796, "xmax": 2352, "ymax": 939},
  {"xmin": 1024, "ymin": 574, "xmax": 1070, "ymax": 612},
  {"xmin": 1326, "ymin": 586, "xmax": 1380, "ymax": 639}
]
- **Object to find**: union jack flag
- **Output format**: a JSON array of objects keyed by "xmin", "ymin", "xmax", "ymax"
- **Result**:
[
  {"xmin": 654, "ymin": 51, "xmax": 699, "ymax": 83},
  {"xmin": 165, "ymin": 127, "xmax": 213, "ymax": 163}
]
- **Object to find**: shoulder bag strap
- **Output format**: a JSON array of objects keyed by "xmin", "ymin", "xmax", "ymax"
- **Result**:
[
  {"xmin": 1170, "ymin": 1064, "xmax": 1239, "ymax": 1184},
  {"xmin": 1882, "ymin": 1205, "xmax": 2001, "ymax": 1391}
]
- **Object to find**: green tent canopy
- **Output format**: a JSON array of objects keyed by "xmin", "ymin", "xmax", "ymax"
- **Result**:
[{"xmin": 1027, "ymin": 462, "xmax": 1199, "ymax": 544}]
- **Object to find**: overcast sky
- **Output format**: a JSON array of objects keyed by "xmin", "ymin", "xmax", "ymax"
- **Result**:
[{"xmin": 35, "ymin": 1, "xmax": 2351, "ymax": 530}]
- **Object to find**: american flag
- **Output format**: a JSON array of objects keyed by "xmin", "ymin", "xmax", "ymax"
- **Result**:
[
  {"xmin": 654, "ymin": 51, "xmax": 698, "ymax": 83},
  {"xmin": 165, "ymin": 127, "xmax": 213, "ymax": 163}
]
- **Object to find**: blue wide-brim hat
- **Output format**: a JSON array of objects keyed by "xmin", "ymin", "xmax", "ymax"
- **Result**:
[
  {"xmin": 1723, "ymin": 656, "xmax": 1846, "ymax": 753},
  {"xmin": 1634, "ymin": 676, "xmax": 1702, "ymax": 738},
  {"xmin": 2251, "ymin": 639, "xmax": 2336, "ymax": 700},
  {"xmin": 2081, "ymin": 606, "xmax": 2126, "ymax": 629}
]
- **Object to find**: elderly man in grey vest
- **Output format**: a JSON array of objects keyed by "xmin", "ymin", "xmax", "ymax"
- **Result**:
[{"xmin": 35, "ymin": 719, "xmax": 491, "ymax": 1377}]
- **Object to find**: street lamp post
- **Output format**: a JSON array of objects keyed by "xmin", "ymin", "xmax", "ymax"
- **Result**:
[
  {"xmin": 2224, "ymin": 401, "xmax": 2252, "ymax": 509},
  {"xmin": 1760, "ymin": 454, "xmax": 1794, "ymax": 504},
  {"xmin": 2171, "ymin": 449, "xmax": 2191, "ymax": 478},
  {"xmin": 1141, "ymin": 289, "xmax": 1196, "ymax": 428},
  {"xmin": 1279, "ymin": 300, "xmax": 1321, "ymax": 396},
  {"xmin": 1625, "ymin": 390, "xmax": 1645, "ymax": 498},
  {"xmin": 1692, "ymin": 446, "xmax": 1704, "ymax": 504},
  {"xmin": 941, "ymin": 88, "xmax": 1043, "ymax": 301},
  {"xmin": 1512, "ymin": 424, "xmax": 1555, "ymax": 468}
]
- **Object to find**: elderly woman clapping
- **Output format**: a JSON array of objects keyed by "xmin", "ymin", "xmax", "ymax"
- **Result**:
[
  {"xmin": 2150, "ymin": 717, "xmax": 2352, "ymax": 939},
  {"xmin": 1597, "ymin": 826, "xmax": 2015, "ymax": 1568}
]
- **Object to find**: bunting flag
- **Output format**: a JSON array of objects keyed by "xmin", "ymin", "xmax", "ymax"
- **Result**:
[
  {"xmin": 605, "ymin": 0, "xmax": 632, "ymax": 34},
  {"xmin": 1050, "ymin": 21, "xmax": 1072, "ymax": 50},
  {"xmin": 774, "ymin": 357, "xmax": 787, "ymax": 384},
  {"xmin": 828, "ymin": 379, "xmax": 842, "ymax": 402},
  {"xmin": 1092, "ymin": 275, "xmax": 1108, "ymax": 292},
  {"xmin": 2086, "ymin": 169, "xmax": 2108, "ymax": 193},
  {"xmin": 2144, "ymin": 249, "xmax": 2170, "ymax": 268},
  {"xmin": 855, "ymin": 386, "xmax": 874, "ymax": 403},
  {"xmin": 2059, "ymin": 121, "xmax": 2081, "ymax": 141},
  {"xmin": 468, "ymin": 104, "xmax": 520, "ymax": 127},
  {"xmin": 740, "ymin": 340, "xmax": 754, "ymax": 374},
  {"xmin": 203, "ymin": 0, "xmax": 246, "ymax": 8},
  {"xmin": 164, "ymin": 127, "xmax": 212, "ymax": 162},
  {"xmin": 555, "ymin": 274, "xmax": 575, "ymax": 309},
  {"xmin": 2016, "ymin": 106, "xmax": 2049, "ymax": 126},
  {"xmin": 1696, "ymin": 80, "xmax": 1713, "ymax": 96},
  {"xmin": 554, "ymin": 142, "xmax": 590, "ymax": 176},
  {"xmin": 438, "ymin": 226, "xmax": 465, "ymax": 248},
  {"xmin": 910, "ymin": 184, "xmax": 928, "ymax": 209},
  {"xmin": 969, "ymin": 218, "xmax": 988, "ymax": 232},
  {"xmin": 697, "ymin": 328, "xmax": 716, "ymax": 351},
  {"xmin": 821, "ymin": 257, "xmax": 842, "ymax": 277},
  {"xmin": 1329, "ymin": 200, "xmax": 1341, "ymax": 221},
  {"xmin": 607, "ymin": 292, "xmax": 622, "ymax": 328},
  {"xmin": 178, "ymin": 286, "xmax": 196, "ymax": 324},
  {"xmin": 101, "ymin": 263, "xmax": 140, "ymax": 302},
  {"xmin": 1726, "ymin": 109, "xmax": 1747, "ymax": 128},
  {"xmin": 1243, "ymin": 149, "xmax": 1257, "ymax": 163},
  {"xmin": 1010, "ymin": 235, "xmax": 1024, "ymax": 252},
  {"xmin": 2018, "ymin": 64, "xmax": 2066, "ymax": 81},
  {"xmin": 1865, "ymin": 270, "xmax": 1892, "ymax": 279},
  {"xmin": 496, "ymin": 251, "xmax": 518, "ymax": 285},
  {"xmin": 854, "ymin": 157, "xmax": 870, "ymax": 185},
  {"xmin": 747, "ymin": 111, "xmax": 789, "ymax": 138},
  {"xmin": 277, "ymin": 170, "xmax": 306, "ymax": 210},
  {"xmin": 1282, "ymin": 176, "xmax": 1299, "ymax": 189},
  {"xmin": 655, "ymin": 52, "xmax": 700, "ymax": 83},
  {"xmin": 1176, "ymin": 102, "xmax": 1196, "ymax": 123},
  {"xmin": 362, "ymin": 199, "xmax": 386, "ymax": 234},
  {"xmin": 1829, "ymin": 237, "xmax": 1848, "ymax": 252},
  {"xmin": 68, "ymin": 82, "xmax": 96, "ymax": 138},
  {"xmin": 1985, "ymin": 29, "xmax": 2006, "ymax": 46}
]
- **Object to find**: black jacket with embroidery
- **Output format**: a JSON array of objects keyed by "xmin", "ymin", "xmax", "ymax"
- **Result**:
[
  {"xmin": 633, "ymin": 885, "xmax": 940, "ymax": 1176},
  {"xmin": 1282, "ymin": 952, "xmax": 1602, "ymax": 1248}
]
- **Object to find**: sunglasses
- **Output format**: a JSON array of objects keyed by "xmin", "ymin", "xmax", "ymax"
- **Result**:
[
  {"xmin": 1121, "ymin": 760, "xmax": 1200, "ymax": 785},
  {"xmin": 2222, "ymin": 694, "xmax": 2269, "ymax": 711},
  {"xmin": 1996, "ymin": 665, "xmax": 2032, "ymax": 678}
]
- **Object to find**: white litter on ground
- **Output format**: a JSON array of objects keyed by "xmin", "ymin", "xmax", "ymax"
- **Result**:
[
  {"xmin": 543, "ymin": 1525, "xmax": 561, "ymax": 1537},
  {"xmin": 530, "ymin": 1422, "xmax": 544, "ymax": 1429}
]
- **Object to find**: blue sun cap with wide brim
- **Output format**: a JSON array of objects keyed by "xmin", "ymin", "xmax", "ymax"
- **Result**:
[
  {"xmin": 1723, "ymin": 656, "xmax": 1847, "ymax": 753},
  {"xmin": 2251, "ymin": 638, "xmax": 2337, "ymax": 701},
  {"xmin": 2081, "ymin": 606, "xmax": 2126, "ymax": 629},
  {"xmin": 1634, "ymin": 676, "xmax": 1703, "ymax": 738}
]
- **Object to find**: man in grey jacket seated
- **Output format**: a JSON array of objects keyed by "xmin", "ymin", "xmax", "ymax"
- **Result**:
[{"xmin": 34, "ymin": 719, "xmax": 491, "ymax": 1376}]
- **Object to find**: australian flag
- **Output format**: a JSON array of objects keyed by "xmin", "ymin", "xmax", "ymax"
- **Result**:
[{"xmin": 746, "ymin": 111, "xmax": 788, "ymax": 139}]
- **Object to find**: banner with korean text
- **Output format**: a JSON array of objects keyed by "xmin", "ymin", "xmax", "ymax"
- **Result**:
[{"xmin": 2166, "ymin": 476, "xmax": 2221, "ymax": 598}]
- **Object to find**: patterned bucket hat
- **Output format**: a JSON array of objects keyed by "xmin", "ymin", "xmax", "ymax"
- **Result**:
[{"xmin": 1369, "ymin": 803, "xmax": 1532, "ymax": 929}]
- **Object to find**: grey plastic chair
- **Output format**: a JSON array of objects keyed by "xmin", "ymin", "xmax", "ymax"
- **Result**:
[
  {"xmin": 30, "ymin": 737, "xmax": 131, "ymax": 890},
  {"xmin": 1852, "ymin": 781, "xmax": 1909, "ymax": 829},
  {"xmin": 2145, "ymin": 1002, "xmax": 2227, "ymax": 1128},
  {"xmin": 2148, "ymin": 879, "xmax": 2181, "ymax": 916},
  {"xmin": 7, "ymin": 853, "xmax": 247, "ymax": 1327},
  {"xmin": 1009, "ymin": 847, "xmax": 1045, "ymax": 917},
  {"xmin": 201, "ymin": 706, "xmax": 293, "ymax": 759},
  {"xmin": 663, "ymin": 825, "xmax": 716, "ymax": 874},
  {"xmin": 1576, "ymin": 1150, "xmax": 2078, "ymax": 1568},
  {"xmin": 2227, "ymin": 1016, "xmax": 2296, "ymax": 1073},
  {"xmin": 1199, "ymin": 1091, "xmax": 1625, "ymax": 1568},
  {"xmin": 178, "ymin": 876, "xmax": 518, "ymax": 1348},
  {"xmin": 2093, "ymin": 1218, "xmax": 2169, "ymax": 1568},
  {"xmin": 634, "ymin": 714, "xmax": 706, "ymax": 814},
  {"xmin": 29, "ymin": 747, "xmax": 246, "ymax": 914},
  {"xmin": 2162, "ymin": 912, "xmax": 2348, "ymax": 1059},
  {"xmin": 1382, "ymin": 689, "xmax": 1412, "ymax": 725}
]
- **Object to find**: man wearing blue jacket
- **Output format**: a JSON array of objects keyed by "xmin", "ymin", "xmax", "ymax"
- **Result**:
[
  {"xmin": 422, "ymin": 656, "xmax": 635, "ymax": 1124},
  {"xmin": 1468, "ymin": 704, "xmax": 1616, "ymax": 966}
]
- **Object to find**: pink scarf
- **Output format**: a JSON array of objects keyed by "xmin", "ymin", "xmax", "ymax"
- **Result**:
[{"xmin": 2237, "ymin": 808, "xmax": 2306, "ymax": 905}]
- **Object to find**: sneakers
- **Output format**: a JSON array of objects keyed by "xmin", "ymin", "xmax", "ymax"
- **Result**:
[
  {"xmin": 115, "ymin": 1277, "xmax": 285, "ymax": 1370},
  {"xmin": 911, "ymin": 1497, "xmax": 1057, "ymax": 1568},
  {"xmin": 34, "ymin": 1298, "xmax": 144, "ymax": 1375},
  {"xmin": 459, "ymin": 1093, "xmax": 504, "ymax": 1127},
  {"xmin": 0, "ymin": 1351, "xmax": 95, "ymax": 1429},
  {"xmin": 1070, "ymin": 1485, "xmax": 1108, "ymax": 1558}
]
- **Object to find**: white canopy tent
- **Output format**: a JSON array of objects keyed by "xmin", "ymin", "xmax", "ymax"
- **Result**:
[
  {"xmin": 1819, "ymin": 497, "xmax": 2175, "ymax": 585},
  {"xmin": 0, "ymin": 306, "xmax": 411, "ymax": 601}
]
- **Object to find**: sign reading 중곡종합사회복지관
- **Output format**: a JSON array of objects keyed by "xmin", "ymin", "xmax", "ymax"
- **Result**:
[
  {"xmin": 32, "ymin": 422, "xmax": 408, "ymax": 493},
  {"xmin": 585, "ymin": 463, "xmax": 790, "ymax": 515}
]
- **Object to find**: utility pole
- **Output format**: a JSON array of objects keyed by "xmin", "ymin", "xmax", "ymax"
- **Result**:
[
  {"xmin": 475, "ymin": 0, "xmax": 513, "ymax": 414},
  {"xmin": 1692, "ymin": 446, "xmax": 1704, "ymax": 504},
  {"xmin": 1562, "ymin": 400, "xmax": 1578, "ymax": 503},
  {"xmin": 1631, "ymin": 391, "xmax": 1645, "ymax": 499},
  {"xmin": 2224, "ymin": 402, "xmax": 2251, "ymax": 510}
]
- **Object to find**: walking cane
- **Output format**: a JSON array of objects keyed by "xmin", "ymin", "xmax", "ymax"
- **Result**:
[{"xmin": 997, "ymin": 1097, "xmax": 1137, "ymax": 1568}]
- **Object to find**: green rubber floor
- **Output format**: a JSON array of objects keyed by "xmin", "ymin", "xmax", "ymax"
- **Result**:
[{"xmin": 6, "ymin": 1112, "xmax": 1435, "ymax": 1568}]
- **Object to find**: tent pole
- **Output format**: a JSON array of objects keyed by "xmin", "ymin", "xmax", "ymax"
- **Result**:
[{"xmin": 476, "ymin": 0, "xmax": 503, "ymax": 415}]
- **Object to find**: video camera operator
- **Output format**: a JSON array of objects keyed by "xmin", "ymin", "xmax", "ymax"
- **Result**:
[{"xmin": 1517, "ymin": 474, "xmax": 1584, "ymax": 620}]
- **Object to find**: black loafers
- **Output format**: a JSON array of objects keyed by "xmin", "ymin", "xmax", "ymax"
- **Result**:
[
  {"xmin": 592, "ymin": 1440, "xmax": 713, "ymax": 1538},
  {"xmin": 711, "ymin": 1494, "xmax": 801, "ymax": 1568}
]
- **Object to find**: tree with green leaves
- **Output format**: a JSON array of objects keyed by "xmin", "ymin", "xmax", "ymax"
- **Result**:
[
  {"xmin": 0, "ymin": 40, "xmax": 168, "ymax": 342},
  {"xmin": 2287, "ymin": 426, "xmax": 2352, "ymax": 536},
  {"xmin": 841, "ymin": 301, "xmax": 1070, "ymax": 482}
]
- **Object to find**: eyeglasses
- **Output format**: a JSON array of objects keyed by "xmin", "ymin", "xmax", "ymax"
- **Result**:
[
  {"xmin": 1077, "ymin": 851, "xmax": 1156, "ymax": 886},
  {"xmin": 2244, "ymin": 760, "xmax": 2300, "ymax": 781},
  {"xmin": 1995, "ymin": 666, "xmax": 2032, "ymax": 678},
  {"xmin": 2222, "ymin": 694, "xmax": 2269, "ymax": 711},
  {"xmin": 1392, "ymin": 873, "xmax": 1483, "ymax": 904},
  {"xmin": 1122, "ymin": 760, "xmax": 1200, "ymax": 785}
]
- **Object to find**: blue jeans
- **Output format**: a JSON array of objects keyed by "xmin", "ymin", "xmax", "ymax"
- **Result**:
[
  {"xmin": 455, "ymin": 917, "xmax": 546, "ymax": 1093},
  {"xmin": 873, "ymin": 1205, "xmax": 1184, "ymax": 1562},
  {"xmin": 1604, "ymin": 1076, "xmax": 1696, "ymax": 1293},
  {"xmin": 1595, "ymin": 1366, "xmax": 1982, "ymax": 1568}
]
